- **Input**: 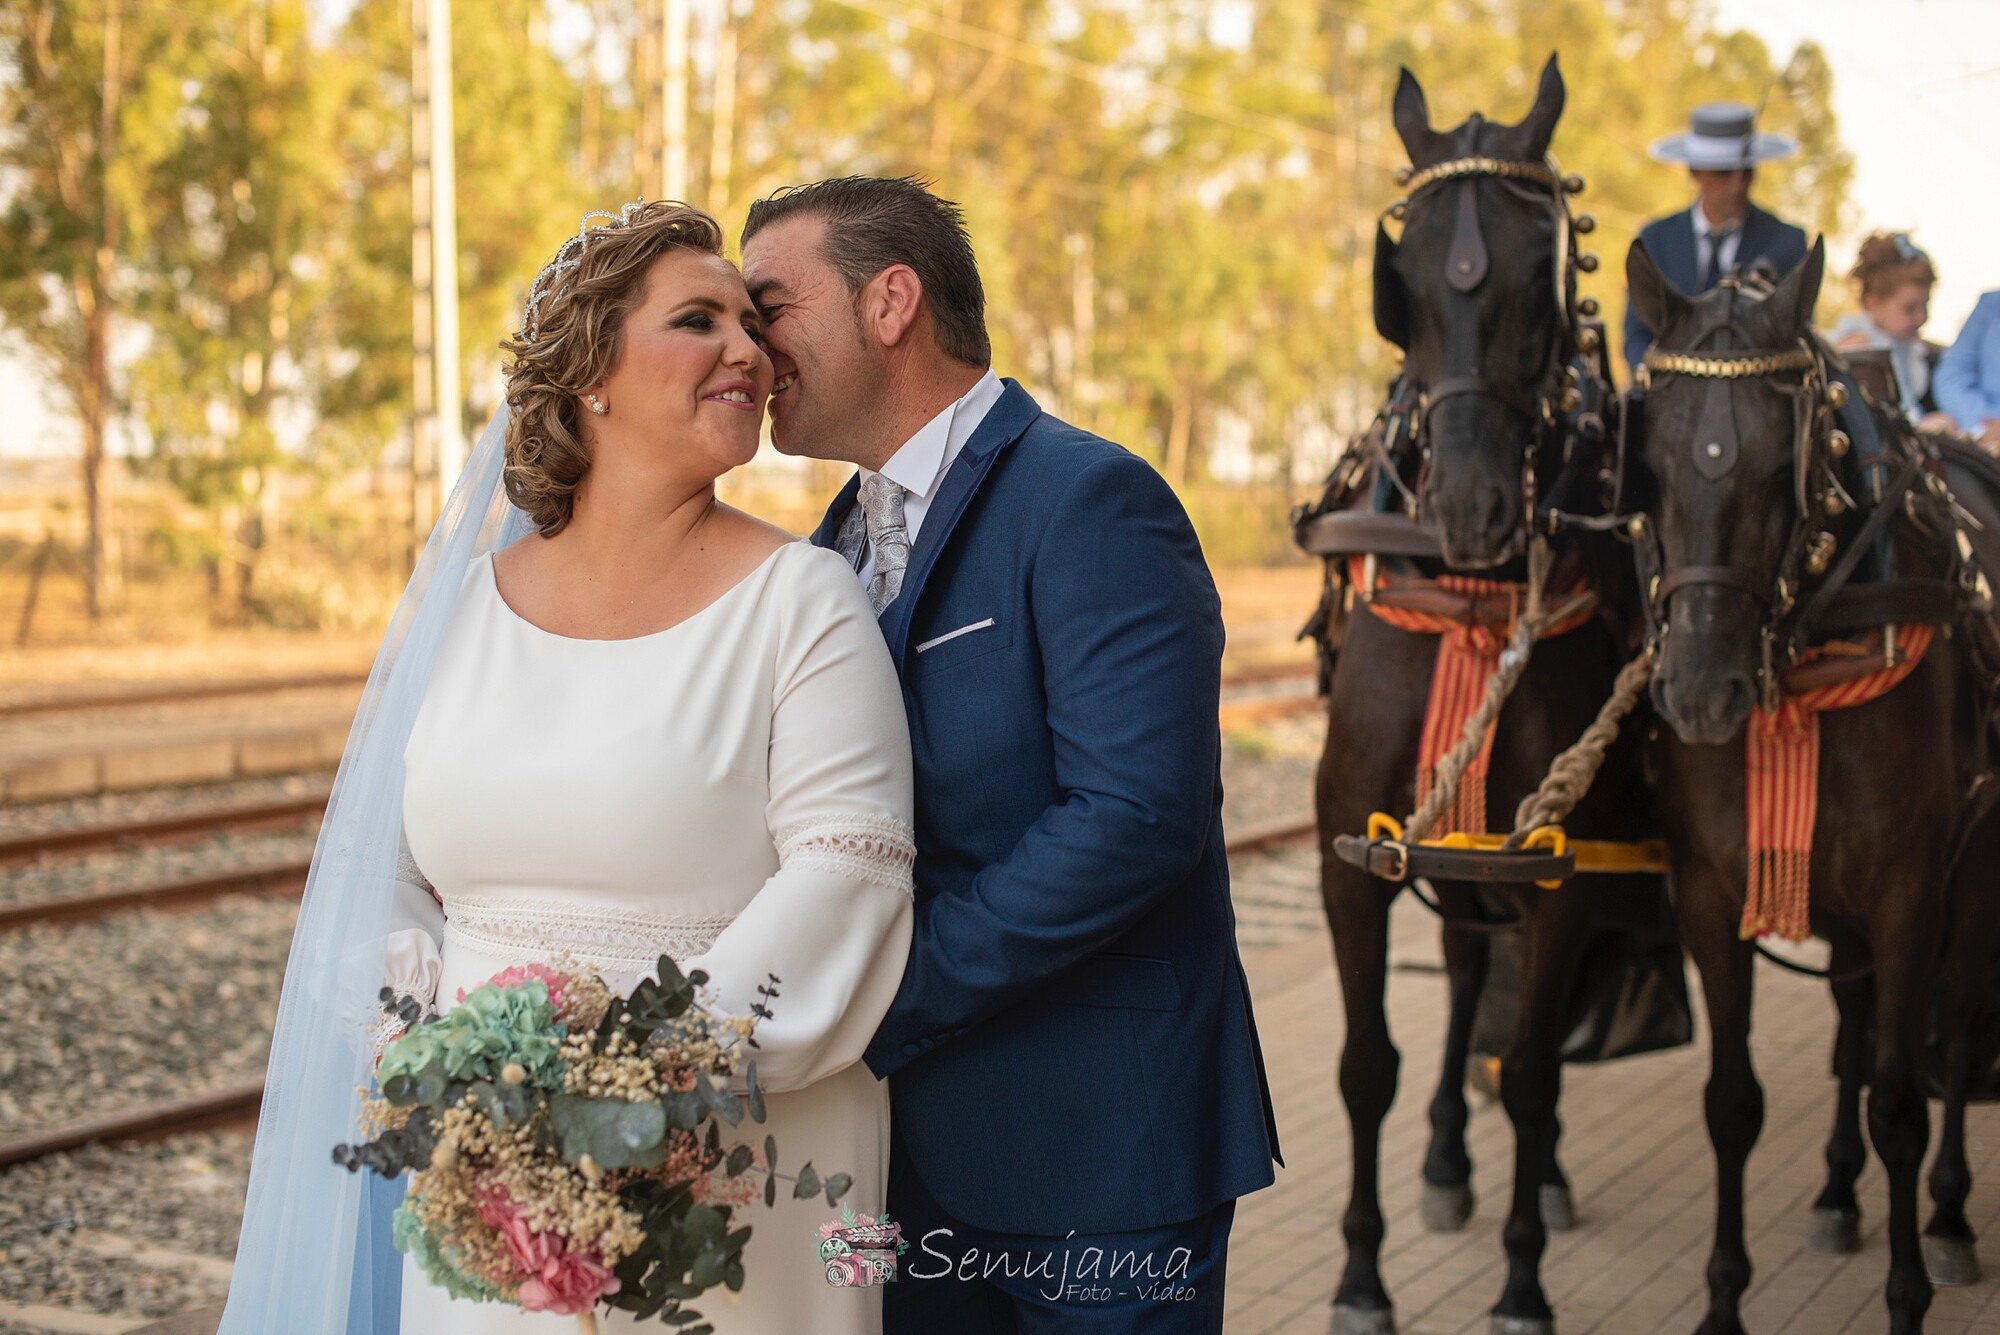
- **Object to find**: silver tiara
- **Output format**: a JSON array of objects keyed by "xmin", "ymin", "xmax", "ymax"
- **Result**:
[{"xmin": 516, "ymin": 199, "xmax": 650, "ymax": 345}]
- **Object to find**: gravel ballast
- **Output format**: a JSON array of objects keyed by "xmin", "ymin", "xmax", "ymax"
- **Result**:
[
  {"xmin": 0, "ymin": 899, "xmax": 297, "ymax": 1140},
  {"xmin": 0, "ymin": 771, "xmax": 331, "ymax": 843},
  {"xmin": 0, "ymin": 1131, "xmax": 249, "ymax": 1327},
  {"xmin": 0, "ymin": 828, "xmax": 319, "ymax": 911}
]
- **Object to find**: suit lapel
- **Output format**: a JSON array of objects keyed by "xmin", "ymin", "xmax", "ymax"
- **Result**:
[
  {"xmin": 810, "ymin": 473, "xmax": 862, "ymax": 552},
  {"xmin": 878, "ymin": 379, "xmax": 1042, "ymax": 664},
  {"xmin": 1738, "ymin": 204, "xmax": 1776, "ymax": 274},
  {"xmin": 1667, "ymin": 211, "xmax": 1699, "ymax": 296}
]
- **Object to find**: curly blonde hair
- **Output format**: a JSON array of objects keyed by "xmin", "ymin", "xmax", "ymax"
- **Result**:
[{"xmin": 500, "ymin": 202, "xmax": 727, "ymax": 536}]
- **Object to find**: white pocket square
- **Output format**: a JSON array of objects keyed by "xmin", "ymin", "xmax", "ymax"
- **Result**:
[{"xmin": 916, "ymin": 618, "xmax": 997, "ymax": 653}]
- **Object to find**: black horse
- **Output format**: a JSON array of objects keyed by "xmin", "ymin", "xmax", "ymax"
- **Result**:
[
  {"xmin": 1300, "ymin": 58, "xmax": 1676, "ymax": 1335},
  {"xmin": 1627, "ymin": 236, "xmax": 2000, "ymax": 1334}
]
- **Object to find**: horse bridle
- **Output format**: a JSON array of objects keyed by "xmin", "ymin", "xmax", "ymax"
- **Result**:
[
  {"xmin": 1383, "ymin": 151, "xmax": 1605, "ymax": 530},
  {"xmin": 1630, "ymin": 321, "xmax": 1854, "ymax": 706}
]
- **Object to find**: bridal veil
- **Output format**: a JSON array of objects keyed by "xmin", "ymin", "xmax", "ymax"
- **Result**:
[{"xmin": 218, "ymin": 409, "xmax": 531, "ymax": 1335}]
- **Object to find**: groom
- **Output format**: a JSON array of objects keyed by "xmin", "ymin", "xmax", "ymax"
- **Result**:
[{"xmin": 741, "ymin": 177, "xmax": 1280, "ymax": 1332}]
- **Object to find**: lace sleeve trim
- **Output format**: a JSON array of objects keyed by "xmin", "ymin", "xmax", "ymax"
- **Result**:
[
  {"xmin": 775, "ymin": 813, "xmax": 916, "ymax": 898},
  {"xmin": 397, "ymin": 849, "xmax": 438, "ymax": 899}
]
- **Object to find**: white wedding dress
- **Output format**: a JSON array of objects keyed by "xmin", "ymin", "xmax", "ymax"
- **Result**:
[{"xmin": 384, "ymin": 539, "xmax": 913, "ymax": 1335}]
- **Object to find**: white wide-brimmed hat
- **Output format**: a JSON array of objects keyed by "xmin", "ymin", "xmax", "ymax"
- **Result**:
[{"xmin": 1648, "ymin": 102, "xmax": 1798, "ymax": 170}]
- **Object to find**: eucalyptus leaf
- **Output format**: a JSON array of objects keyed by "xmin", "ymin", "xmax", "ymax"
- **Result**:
[
  {"xmin": 823, "ymin": 1172, "xmax": 853, "ymax": 1206},
  {"xmin": 663, "ymin": 1089, "xmax": 705, "ymax": 1131},
  {"xmin": 689, "ymin": 1251, "xmax": 725, "ymax": 1290},
  {"xmin": 466, "ymin": 1080, "xmax": 539, "ymax": 1131},
  {"xmin": 655, "ymin": 954, "xmax": 686, "ymax": 989},
  {"xmin": 763, "ymin": 1134, "xmax": 777, "ymax": 1174},
  {"xmin": 744, "ymin": 1062, "xmax": 765, "ymax": 1123},
  {"xmin": 694, "ymin": 1071, "xmax": 743, "ymax": 1127},
  {"xmin": 725, "ymin": 1145, "xmax": 754, "ymax": 1177},
  {"xmin": 792, "ymin": 1162, "xmax": 820, "ymax": 1199},
  {"xmin": 550, "ymin": 1093, "xmax": 667, "ymax": 1170},
  {"xmin": 682, "ymin": 1205, "xmax": 726, "ymax": 1247},
  {"xmin": 764, "ymin": 1174, "xmax": 776, "ymax": 1208}
]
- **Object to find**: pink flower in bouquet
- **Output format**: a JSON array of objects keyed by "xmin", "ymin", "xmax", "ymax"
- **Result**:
[
  {"xmin": 476, "ymin": 1191, "xmax": 621, "ymax": 1315},
  {"xmin": 460, "ymin": 963, "xmax": 572, "ymax": 1015}
]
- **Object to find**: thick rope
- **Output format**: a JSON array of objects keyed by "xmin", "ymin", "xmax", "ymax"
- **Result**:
[
  {"xmin": 1506, "ymin": 645, "xmax": 1657, "ymax": 845},
  {"xmin": 1401, "ymin": 538, "xmax": 1555, "ymax": 843}
]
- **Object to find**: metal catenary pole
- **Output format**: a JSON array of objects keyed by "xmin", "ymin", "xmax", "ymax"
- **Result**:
[
  {"xmin": 661, "ymin": 0, "xmax": 690, "ymax": 200},
  {"xmin": 428, "ymin": 0, "xmax": 466, "ymax": 498},
  {"xmin": 410, "ymin": 0, "xmax": 436, "ymax": 551}
]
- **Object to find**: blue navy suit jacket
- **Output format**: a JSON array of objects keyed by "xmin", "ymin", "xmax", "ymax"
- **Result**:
[
  {"xmin": 1623, "ymin": 203, "xmax": 1810, "ymax": 373},
  {"xmin": 811, "ymin": 380, "xmax": 1282, "ymax": 1237},
  {"xmin": 1936, "ymin": 290, "xmax": 2000, "ymax": 435}
]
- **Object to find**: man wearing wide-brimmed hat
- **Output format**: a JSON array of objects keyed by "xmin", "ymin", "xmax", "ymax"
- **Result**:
[{"xmin": 1622, "ymin": 101, "xmax": 1809, "ymax": 372}]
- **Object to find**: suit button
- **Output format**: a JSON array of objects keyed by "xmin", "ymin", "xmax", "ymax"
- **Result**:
[{"xmin": 903, "ymin": 1043, "xmax": 920, "ymax": 1057}]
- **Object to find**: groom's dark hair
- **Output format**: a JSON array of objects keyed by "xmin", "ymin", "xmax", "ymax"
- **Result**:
[{"xmin": 742, "ymin": 176, "xmax": 991, "ymax": 368}]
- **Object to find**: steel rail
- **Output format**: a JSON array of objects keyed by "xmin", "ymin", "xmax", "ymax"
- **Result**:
[
  {"xmin": 0, "ymin": 672, "xmax": 368, "ymax": 719},
  {"xmin": 1226, "ymin": 814, "xmax": 1317, "ymax": 855},
  {"xmin": 0, "ymin": 791, "xmax": 330, "ymax": 866},
  {"xmin": 0, "ymin": 1081, "xmax": 265, "ymax": 1170},
  {"xmin": 0, "ymin": 859, "xmax": 311, "ymax": 932},
  {"xmin": 0, "ymin": 664, "xmax": 1311, "ymax": 720},
  {"xmin": 0, "ymin": 826, "xmax": 1319, "ymax": 1171}
]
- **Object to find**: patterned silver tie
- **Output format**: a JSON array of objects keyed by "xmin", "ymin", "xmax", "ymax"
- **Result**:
[{"xmin": 858, "ymin": 473, "xmax": 912, "ymax": 615}]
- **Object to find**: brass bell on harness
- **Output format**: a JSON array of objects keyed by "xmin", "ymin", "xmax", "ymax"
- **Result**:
[
  {"xmin": 1577, "ymin": 326, "xmax": 1601, "ymax": 352},
  {"xmin": 1560, "ymin": 386, "xmax": 1583, "ymax": 412},
  {"xmin": 1828, "ymin": 429, "xmax": 1851, "ymax": 458},
  {"xmin": 1563, "ymin": 173, "xmax": 1586, "ymax": 194},
  {"xmin": 1574, "ymin": 213, "xmax": 1597, "ymax": 234},
  {"xmin": 1576, "ymin": 253, "xmax": 1600, "ymax": 273},
  {"xmin": 1388, "ymin": 200, "xmax": 1408, "ymax": 221},
  {"xmin": 1827, "ymin": 381, "xmax": 1849, "ymax": 409},
  {"xmin": 1822, "ymin": 490, "xmax": 1848, "ymax": 516},
  {"xmin": 1395, "ymin": 165, "xmax": 1414, "ymax": 186},
  {"xmin": 1806, "ymin": 531, "xmax": 1837, "ymax": 575},
  {"xmin": 1579, "ymin": 297, "xmax": 1600, "ymax": 317}
]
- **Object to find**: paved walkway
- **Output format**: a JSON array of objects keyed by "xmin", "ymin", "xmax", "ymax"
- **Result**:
[{"xmin": 1223, "ymin": 853, "xmax": 2000, "ymax": 1334}]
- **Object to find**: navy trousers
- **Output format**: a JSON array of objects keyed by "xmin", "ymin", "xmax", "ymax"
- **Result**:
[{"xmin": 881, "ymin": 1130, "xmax": 1235, "ymax": 1333}]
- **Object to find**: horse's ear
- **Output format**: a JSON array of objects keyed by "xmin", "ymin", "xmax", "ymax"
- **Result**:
[
  {"xmin": 1763, "ymin": 236, "xmax": 1826, "ymax": 338},
  {"xmin": 1392, "ymin": 67, "xmax": 1444, "ymax": 166},
  {"xmin": 1374, "ymin": 223, "xmax": 1409, "ymax": 349},
  {"xmin": 1626, "ymin": 238, "xmax": 1689, "ymax": 341},
  {"xmin": 1513, "ymin": 55, "xmax": 1565, "ymax": 160}
]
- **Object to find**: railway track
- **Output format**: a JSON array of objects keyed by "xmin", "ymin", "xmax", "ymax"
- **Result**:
[
  {"xmin": 0, "ymin": 858, "xmax": 311, "ymax": 931},
  {"xmin": 0, "ymin": 662, "xmax": 1310, "ymax": 871},
  {"xmin": 0, "ymin": 671, "xmax": 369, "ymax": 719},
  {"xmin": 0, "ymin": 813, "xmax": 1317, "ymax": 1171},
  {"xmin": 0, "ymin": 790, "xmax": 330, "ymax": 866},
  {"xmin": 0, "ymin": 663, "xmax": 1318, "ymax": 1171},
  {"xmin": 0, "ymin": 664, "xmax": 1312, "ymax": 722}
]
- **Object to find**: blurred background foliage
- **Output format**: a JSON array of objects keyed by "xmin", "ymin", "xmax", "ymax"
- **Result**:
[{"xmin": 0, "ymin": 0, "xmax": 1849, "ymax": 632}]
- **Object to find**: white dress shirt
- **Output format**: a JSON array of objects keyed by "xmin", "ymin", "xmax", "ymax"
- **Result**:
[
  {"xmin": 1691, "ymin": 203, "xmax": 1744, "ymax": 290},
  {"xmin": 854, "ymin": 369, "xmax": 1005, "ymax": 590}
]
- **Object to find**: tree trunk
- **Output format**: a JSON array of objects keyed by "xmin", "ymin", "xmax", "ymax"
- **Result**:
[{"xmin": 79, "ymin": 0, "xmax": 123, "ymax": 622}]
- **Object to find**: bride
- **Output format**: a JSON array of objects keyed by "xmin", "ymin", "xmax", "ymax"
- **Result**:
[{"xmin": 218, "ymin": 201, "xmax": 915, "ymax": 1334}]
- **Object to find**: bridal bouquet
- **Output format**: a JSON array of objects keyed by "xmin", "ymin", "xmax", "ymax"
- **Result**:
[{"xmin": 334, "ymin": 955, "xmax": 851, "ymax": 1333}]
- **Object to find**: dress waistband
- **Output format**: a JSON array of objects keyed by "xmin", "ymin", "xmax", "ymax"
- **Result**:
[{"xmin": 441, "ymin": 892, "xmax": 735, "ymax": 974}]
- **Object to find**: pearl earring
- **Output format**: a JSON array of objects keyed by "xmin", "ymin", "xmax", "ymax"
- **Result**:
[{"xmin": 585, "ymin": 393, "xmax": 608, "ymax": 416}]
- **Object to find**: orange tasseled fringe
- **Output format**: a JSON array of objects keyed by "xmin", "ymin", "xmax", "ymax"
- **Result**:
[{"xmin": 1739, "ymin": 624, "xmax": 1937, "ymax": 942}]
